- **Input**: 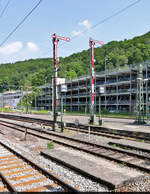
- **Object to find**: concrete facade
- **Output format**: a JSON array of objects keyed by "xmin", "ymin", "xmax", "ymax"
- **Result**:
[
  {"xmin": 0, "ymin": 90, "xmax": 24, "ymax": 109},
  {"xmin": 37, "ymin": 63, "xmax": 150, "ymax": 113}
]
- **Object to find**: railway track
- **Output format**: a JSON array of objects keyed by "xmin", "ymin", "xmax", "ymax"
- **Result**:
[
  {"xmin": 0, "ymin": 140, "xmax": 79, "ymax": 192},
  {"xmin": 1, "ymin": 119, "xmax": 150, "ymax": 175},
  {"xmin": 0, "ymin": 113, "xmax": 146, "ymax": 142}
]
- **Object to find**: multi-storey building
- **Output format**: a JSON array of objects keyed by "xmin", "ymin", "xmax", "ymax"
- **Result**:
[
  {"xmin": 37, "ymin": 78, "xmax": 65, "ymax": 111},
  {"xmin": 37, "ymin": 63, "xmax": 150, "ymax": 113},
  {"xmin": 0, "ymin": 90, "xmax": 24, "ymax": 109}
]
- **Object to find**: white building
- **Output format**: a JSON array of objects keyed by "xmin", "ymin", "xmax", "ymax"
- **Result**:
[{"xmin": 0, "ymin": 90, "xmax": 24, "ymax": 109}]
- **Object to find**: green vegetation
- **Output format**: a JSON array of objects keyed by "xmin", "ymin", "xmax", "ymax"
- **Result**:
[
  {"xmin": 65, "ymin": 110, "xmax": 134, "ymax": 119},
  {"xmin": 0, "ymin": 31, "xmax": 150, "ymax": 91},
  {"xmin": 101, "ymin": 111, "xmax": 134, "ymax": 119},
  {"xmin": 32, "ymin": 110, "xmax": 49, "ymax": 114},
  {"xmin": 111, "ymin": 129, "xmax": 117, "ymax": 134},
  {"xmin": 120, "ymin": 162, "xmax": 126, "ymax": 167},
  {"xmin": 47, "ymin": 140, "xmax": 54, "ymax": 149},
  {"xmin": 112, "ymin": 144, "xmax": 120, "ymax": 149},
  {"xmin": 17, "ymin": 86, "xmax": 41, "ymax": 112},
  {"xmin": 0, "ymin": 108, "xmax": 15, "ymax": 112}
]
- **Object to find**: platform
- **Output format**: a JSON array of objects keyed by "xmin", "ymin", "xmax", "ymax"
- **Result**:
[{"xmin": 41, "ymin": 147, "xmax": 144, "ymax": 189}]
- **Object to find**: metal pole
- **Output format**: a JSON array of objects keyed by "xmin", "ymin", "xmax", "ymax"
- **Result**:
[
  {"xmin": 52, "ymin": 78, "xmax": 53, "ymax": 113},
  {"xmin": 105, "ymin": 58, "xmax": 107, "ymax": 110},
  {"xmin": 2, "ymin": 94, "xmax": 3, "ymax": 112},
  {"xmin": 99, "ymin": 93, "xmax": 102, "ymax": 125},
  {"xmin": 99, "ymin": 94, "xmax": 100, "ymax": 117},
  {"xmin": 51, "ymin": 33, "xmax": 70, "ymax": 130},
  {"xmin": 52, "ymin": 34, "xmax": 58, "ymax": 131},
  {"xmin": 35, "ymin": 94, "xmax": 36, "ymax": 111},
  {"xmin": 135, "ymin": 64, "xmax": 144, "ymax": 124},
  {"xmin": 21, "ymin": 87, "xmax": 23, "ymax": 113},
  {"xmin": 61, "ymin": 95, "xmax": 64, "ymax": 132},
  {"xmin": 26, "ymin": 87, "xmax": 28, "ymax": 114},
  {"xmin": 146, "ymin": 63, "xmax": 149, "ymax": 123},
  {"xmin": 89, "ymin": 38, "xmax": 95, "ymax": 124}
]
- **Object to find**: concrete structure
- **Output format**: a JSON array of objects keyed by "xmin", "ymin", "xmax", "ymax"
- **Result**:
[
  {"xmin": 0, "ymin": 90, "xmax": 24, "ymax": 109},
  {"xmin": 37, "ymin": 63, "xmax": 150, "ymax": 114},
  {"xmin": 37, "ymin": 78, "xmax": 65, "ymax": 110}
]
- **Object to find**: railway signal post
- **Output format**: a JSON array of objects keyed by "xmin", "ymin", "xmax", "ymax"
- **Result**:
[
  {"xmin": 61, "ymin": 84, "xmax": 67, "ymax": 132},
  {"xmin": 89, "ymin": 38, "xmax": 104, "ymax": 124},
  {"xmin": 99, "ymin": 86, "xmax": 105, "ymax": 125},
  {"xmin": 51, "ymin": 33, "xmax": 70, "ymax": 131}
]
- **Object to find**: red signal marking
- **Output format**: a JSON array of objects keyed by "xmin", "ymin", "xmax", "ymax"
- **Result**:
[
  {"xmin": 99, "ymin": 41, "xmax": 104, "ymax": 45},
  {"xmin": 56, "ymin": 36, "xmax": 70, "ymax": 42},
  {"xmin": 94, "ymin": 40, "xmax": 104, "ymax": 45},
  {"xmin": 51, "ymin": 34, "xmax": 70, "ymax": 42},
  {"xmin": 65, "ymin": 37, "xmax": 70, "ymax": 42}
]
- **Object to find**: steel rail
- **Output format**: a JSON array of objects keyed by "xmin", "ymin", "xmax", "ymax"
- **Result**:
[
  {"xmin": 0, "ymin": 113, "xmax": 148, "ymax": 141},
  {"xmin": 1, "ymin": 121, "xmax": 150, "ymax": 175},
  {"xmin": 0, "ymin": 120, "xmax": 149, "ymax": 160},
  {"xmin": 0, "ymin": 172, "xmax": 17, "ymax": 192},
  {"xmin": 0, "ymin": 140, "xmax": 79, "ymax": 193}
]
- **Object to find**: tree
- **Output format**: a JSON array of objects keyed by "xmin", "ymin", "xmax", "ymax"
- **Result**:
[{"xmin": 66, "ymin": 70, "xmax": 77, "ymax": 79}]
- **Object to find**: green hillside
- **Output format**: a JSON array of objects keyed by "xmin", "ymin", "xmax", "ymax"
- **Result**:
[{"xmin": 0, "ymin": 31, "xmax": 150, "ymax": 92}]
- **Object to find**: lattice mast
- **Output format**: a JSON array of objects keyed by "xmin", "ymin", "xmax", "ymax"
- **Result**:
[{"xmin": 135, "ymin": 64, "xmax": 145, "ymax": 124}]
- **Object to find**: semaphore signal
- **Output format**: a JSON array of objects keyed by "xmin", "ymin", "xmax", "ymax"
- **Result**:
[
  {"xmin": 51, "ymin": 33, "xmax": 70, "ymax": 131},
  {"xmin": 89, "ymin": 37, "xmax": 104, "ymax": 124}
]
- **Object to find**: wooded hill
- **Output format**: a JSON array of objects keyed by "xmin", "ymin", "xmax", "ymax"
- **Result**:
[{"xmin": 0, "ymin": 31, "xmax": 150, "ymax": 92}]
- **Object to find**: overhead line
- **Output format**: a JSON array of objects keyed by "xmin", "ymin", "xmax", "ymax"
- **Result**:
[
  {"xmin": 57, "ymin": 0, "xmax": 142, "ymax": 49},
  {"xmin": 0, "ymin": 0, "xmax": 11, "ymax": 18},
  {"xmin": 39, "ymin": 0, "xmax": 141, "ymax": 59},
  {"xmin": 91, "ymin": 0, "xmax": 141, "ymax": 30},
  {"xmin": 0, "ymin": 0, "xmax": 43, "ymax": 47},
  {"xmin": 40, "ymin": 0, "xmax": 141, "ymax": 57}
]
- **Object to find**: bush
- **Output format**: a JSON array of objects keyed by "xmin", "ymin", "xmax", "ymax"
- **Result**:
[{"xmin": 47, "ymin": 141, "xmax": 54, "ymax": 149}]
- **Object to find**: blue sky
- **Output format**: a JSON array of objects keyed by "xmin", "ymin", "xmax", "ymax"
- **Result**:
[{"xmin": 0, "ymin": 0, "xmax": 149, "ymax": 64}]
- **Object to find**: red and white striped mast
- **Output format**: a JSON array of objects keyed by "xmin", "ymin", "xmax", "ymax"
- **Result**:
[
  {"xmin": 89, "ymin": 37, "xmax": 104, "ymax": 124},
  {"xmin": 51, "ymin": 33, "xmax": 70, "ymax": 131}
]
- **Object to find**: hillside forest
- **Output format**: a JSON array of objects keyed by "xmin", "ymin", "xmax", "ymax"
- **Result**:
[{"xmin": 0, "ymin": 31, "xmax": 150, "ymax": 92}]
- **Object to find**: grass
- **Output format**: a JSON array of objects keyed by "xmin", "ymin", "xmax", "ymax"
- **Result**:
[
  {"xmin": 47, "ymin": 141, "xmax": 54, "ymax": 149},
  {"xmin": 112, "ymin": 143, "xmax": 120, "ymax": 149},
  {"xmin": 101, "ymin": 111, "xmax": 135, "ymax": 119},
  {"xmin": 0, "ymin": 108, "xmax": 16, "ymax": 113},
  {"xmin": 120, "ymin": 162, "xmax": 126, "ymax": 167},
  {"xmin": 0, "ymin": 108, "xmax": 135, "ymax": 119},
  {"xmin": 31, "ymin": 110, "xmax": 49, "ymax": 114},
  {"xmin": 112, "ymin": 129, "xmax": 117, "ymax": 134},
  {"xmin": 65, "ymin": 110, "xmax": 135, "ymax": 119},
  {"xmin": 1, "ymin": 107, "xmax": 148, "ymax": 121}
]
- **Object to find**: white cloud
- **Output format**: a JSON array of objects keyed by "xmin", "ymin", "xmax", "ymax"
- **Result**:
[
  {"xmin": 27, "ymin": 42, "xmax": 39, "ymax": 52},
  {"xmin": 0, "ymin": 41, "xmax": 23, "ymax": 55},
  {"xmin": 71, "ymin": 30, "xmax": 82, "ymax": 37},
  {"xmin": 79, "ymin": 19, "xmax": 91, "ymax": 30}
]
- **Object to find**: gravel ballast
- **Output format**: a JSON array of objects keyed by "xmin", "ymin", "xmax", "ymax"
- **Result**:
[
  {"xmin": 0, "ymin": 120, "xmax": 150, "ymax": 191},
  {"xmin": 0, "ymin": 134, "xmax": 109, "ymax": 192}
]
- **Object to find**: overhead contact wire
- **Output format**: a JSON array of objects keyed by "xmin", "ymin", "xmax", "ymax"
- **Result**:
[
  {"xmin": 0, "ymin": 0, "xmax": 11, "ymax": 18},
  {"xmin": 0, "ymin": 0, "xmax": 43, "ymax": 47}
]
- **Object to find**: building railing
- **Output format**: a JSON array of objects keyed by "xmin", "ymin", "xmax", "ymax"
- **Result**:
[
  {"xmin": 118, "ymin": 100, "xmax": 130, "ymax": 104},
  {"xmin": 105, "ymin": 90, "xmax": 116, "ymax": 94},
  {"xmin": 105, "ymin": 101, "xmax": 117, "ymax": 105}
]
